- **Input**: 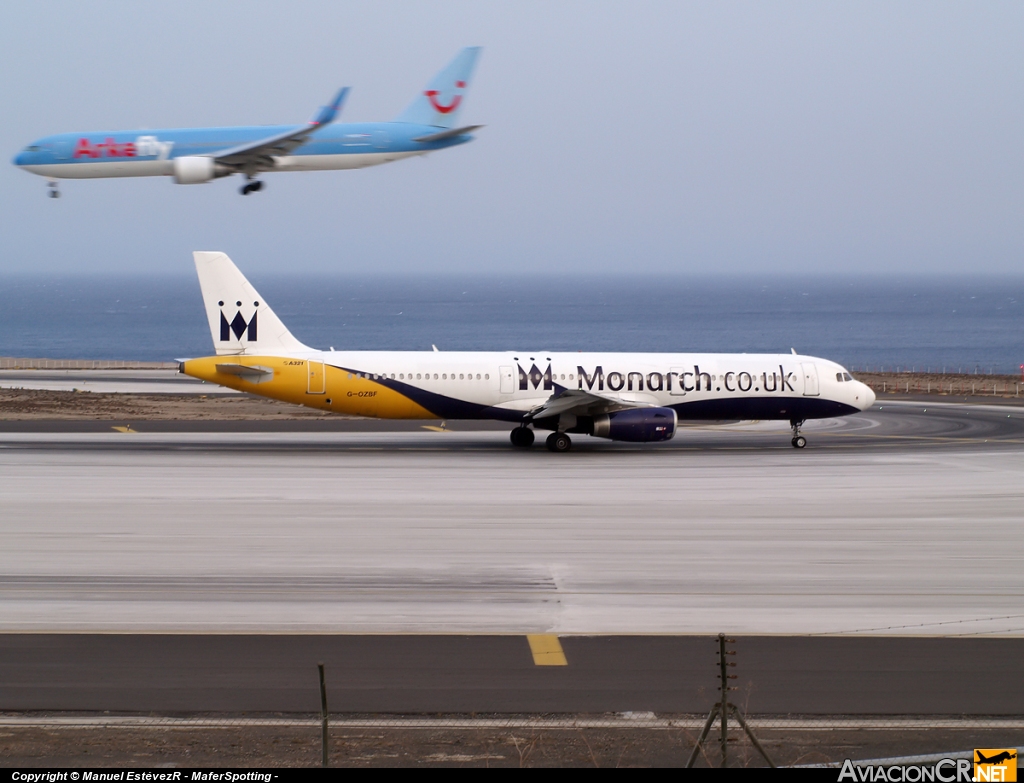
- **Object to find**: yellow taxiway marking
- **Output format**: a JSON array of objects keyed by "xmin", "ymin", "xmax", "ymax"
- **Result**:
[
  {"xmin": 421, "ymin": 425, "xmax": 449, "ymax": 432},
  {"xmin": 110, "ymin": 426, "xmax": 135, "ymax": 433},
  {"xmin": 527, "ymin": 634, "xmax": 567, "ymax": 666}
]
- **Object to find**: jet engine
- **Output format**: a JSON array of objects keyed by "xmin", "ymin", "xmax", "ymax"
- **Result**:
[
  {"xmin": 172, "ymin": 156, "xmax": 218, "ymax": 184},
  {"xmin": 592, "ymin": 407, "xmax": 677, "ymax": 442}
]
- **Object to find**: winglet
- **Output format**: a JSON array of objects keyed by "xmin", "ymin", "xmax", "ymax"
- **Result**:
[{"xmin": 309, "ymin": 87, "xmax": 350, "ymax": 126}]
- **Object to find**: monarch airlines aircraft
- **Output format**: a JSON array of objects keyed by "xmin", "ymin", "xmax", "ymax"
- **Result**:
[
  {"xmin": 13, "ymin": 48, "xmax": 481, "ymax": 197},
  {"xmin": 180, "ymin": 253, "xmax": 875, "ymax": 451}
]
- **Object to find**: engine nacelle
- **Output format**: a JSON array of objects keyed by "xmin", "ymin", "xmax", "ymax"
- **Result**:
[
  {"xmin": 592, "ymin": 407, "xmax": 677, "ymax": 442},
  {"xmin": 172, "ymin": 156, "xmax": 217, "ymax": 184}
]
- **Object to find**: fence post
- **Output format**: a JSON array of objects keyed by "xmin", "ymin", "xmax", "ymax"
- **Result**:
[
  {"xmin": 719, "ymin": 634, "xmax": 729, "ymax": 768},
  {"xmin": 688, "ymin": 635, "xmax": 773, "ymax": 768},
  {"xmin": 318, "ymin": 662, "xmax": 329, "ymax": 768}
]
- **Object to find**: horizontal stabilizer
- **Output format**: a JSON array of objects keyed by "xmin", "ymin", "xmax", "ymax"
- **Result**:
[
  {"xmin": 413, "ymin": 125, "xmax": 484, "ymax": 143},
  {"xmin": 215, "ymin": 363, "xmax": 273, "ymax": 381}
]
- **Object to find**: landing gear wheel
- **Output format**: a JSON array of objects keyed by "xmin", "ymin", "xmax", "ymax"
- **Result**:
[
  {"xmin": 546, "ymin": 432, "xmax": 572, "ymax": 453},
  {"xmin": 510, "ymin": 427, "xmax": 535, "ymax": 448},
  {"xmin": 240, "ymin": 181, "xmax": 264, "ymax": 195},
  {"xmin": 789, "ymin": 418, "xmax": 806, "ymax": 449},
  {"xmin": 47, "ymin": 181, "xmax": 60, "ymax": 198}
]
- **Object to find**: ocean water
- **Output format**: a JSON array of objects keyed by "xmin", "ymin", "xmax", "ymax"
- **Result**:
[{"xmin": 0, "ymin": 274, "xmax": 1021, "ymax": 374}]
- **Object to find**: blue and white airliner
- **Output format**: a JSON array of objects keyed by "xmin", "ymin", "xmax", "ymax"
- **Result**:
[{"xmin": 13, "ymin": 48, "xmax": 481, "ymax": 197}]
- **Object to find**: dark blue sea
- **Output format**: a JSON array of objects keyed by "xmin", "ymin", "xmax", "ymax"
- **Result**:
[{"xmin": 1, "ymin": 275, "xmax": 1022, "ymax": 374}]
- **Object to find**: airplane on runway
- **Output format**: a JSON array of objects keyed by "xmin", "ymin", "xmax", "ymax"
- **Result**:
[
  {"xmin": 179, "ymin": 252, "xmax": 876, "ymax": 451},
  {"xmin": 13, "ymin": 47, "xmax": 481, "ymax": 197}
]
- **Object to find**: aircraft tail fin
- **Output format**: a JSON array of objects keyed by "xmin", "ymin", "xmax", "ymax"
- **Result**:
[
  {"xmin": 193, "ymin": 251, "xmax": 311, "ymax": 356},
  {"xmin": 394, "ymin": 47, "xmax": 481, "ymax": 128}
]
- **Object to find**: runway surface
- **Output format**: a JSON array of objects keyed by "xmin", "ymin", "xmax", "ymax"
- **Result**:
[
  {"xmin": 1, "ymin": 400, "xmax": 1023, "ymax": 635},
  {"xmin": 2, "ymin": 634, "xmax": 1023, "ymax": 714}
]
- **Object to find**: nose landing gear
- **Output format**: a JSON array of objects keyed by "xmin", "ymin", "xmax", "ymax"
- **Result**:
[
  {"xmin": 790, "ymin": 419, "xmax": 806, "ymax": 449},
  {"xmin": 240, "ymin": 180, "xmax": 264, "ymax": 195},
  {"xmin": 47, "ymin": 181, "xmax": 60, "ymax": 198}
]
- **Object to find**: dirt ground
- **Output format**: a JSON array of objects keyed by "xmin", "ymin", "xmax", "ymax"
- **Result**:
[
  {"xmin": 0, "ymin": 389, "xmax": 342, "ymax": 420},
  {"xmin": 857, "ymin": 372, "xmax": 1023, "ymax": 399},
  {"xmin": 0, "ymin": 722, "xmax": 1013, "ymax": 768}
]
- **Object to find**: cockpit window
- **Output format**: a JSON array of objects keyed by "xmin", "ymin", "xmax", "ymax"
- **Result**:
[
  {"xmin": 836, "ymin": 372, "xmax": 844, "ymax": 382},
  {"xmin": 25, "ymin": 146, "xmax": 40, "ymax": 152},
  {"xmin": 843, "ymin": 372, "xmax": 853, "ymax": 381}
]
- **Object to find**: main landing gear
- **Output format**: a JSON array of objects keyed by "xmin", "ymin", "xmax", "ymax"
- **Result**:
[
  {"xmin": 510, "ymin": 426, "xmax": 535, "ymax": 448},
  {"xmin": 790, "ymin": 419, "xmax": 807, "ymax": 449},
  {"xmin": 47, "ymin": 180, "xmax": 60, "ymax": 199},
  {"xmin": 240, "ymin": 180, "xmax": 264, "ymax": 195},
  {"xmin": 546, "ymin": 432, "xmax": 572, "ymax": 453}
]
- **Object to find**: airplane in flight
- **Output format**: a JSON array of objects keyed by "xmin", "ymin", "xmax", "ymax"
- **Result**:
[
  {"xmin": 13, "ymin": 47, "xmax": 481, "ymax": 197},
  {"xmin": 179, "ymin": 252, "xmax": 876, "ymax": 451}
]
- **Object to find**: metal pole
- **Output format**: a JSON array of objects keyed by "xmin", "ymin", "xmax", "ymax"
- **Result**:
[
  {"xmin": 730, "ymin": 705, "xmax": 776, "ymax": 768},
  {"xmin": 719, "ymin": 634, "xmax": 728, "ymax": 768},
  {"xmin": 685, "ymin": 705, "xmax": 719, "ymax": 768},
  {"xmin": 318, "ymin": 662, "xmax": 329, "ymax": 768}
]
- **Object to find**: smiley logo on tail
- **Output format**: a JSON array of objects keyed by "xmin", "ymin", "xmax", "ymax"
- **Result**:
[{"xmin": 424, "ymin": 80, "xmax": 466, "ymax": 114}]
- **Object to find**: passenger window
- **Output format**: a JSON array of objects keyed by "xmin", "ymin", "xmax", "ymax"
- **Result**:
[
  {"xmin": 416, "ymin": 373, "xmax": 421, "ymax": 380},
  {"xmin": 459, "ymin": 374, "xmax": 464, "ymax": 380},
  {"xmin": 484, "ymin": 374, "xmax": 489, "ymax": 380}
]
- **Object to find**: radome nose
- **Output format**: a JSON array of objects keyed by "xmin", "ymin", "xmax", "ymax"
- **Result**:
[
  {"xmin": 859, "ymin": 382, "xmax": 876, "ymax": 410},
  {"xmin": 13, "ymin": 151, "xmax": 28, "ymax": 166}
]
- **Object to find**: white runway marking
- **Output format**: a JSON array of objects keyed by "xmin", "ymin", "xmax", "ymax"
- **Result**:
[{"xmin": 1, "ymin": 429, "xmax": 1022, "ymax": 636}]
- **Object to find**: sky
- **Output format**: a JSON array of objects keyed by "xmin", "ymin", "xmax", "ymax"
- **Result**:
[{"xmin": 1, "ymin": 1, "xmax": 1023, "ymax": 277}]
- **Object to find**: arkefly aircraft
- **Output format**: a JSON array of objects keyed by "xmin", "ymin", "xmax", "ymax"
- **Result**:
[
  {"xmin": 179, "ymin": 252, "xmax": 876, "ymax": 451},
  {"xmin": 13, "ymin": 48, "xmax": 481, "ymax": 197}
]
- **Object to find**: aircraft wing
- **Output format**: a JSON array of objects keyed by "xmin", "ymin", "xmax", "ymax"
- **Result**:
[
  {"xmin": 526, "ymin": 387, "xmax": 643, "ymax": 421},
  {"xmin": 212, "ymin": 87, "xmax": 349, "ymax": 173}
]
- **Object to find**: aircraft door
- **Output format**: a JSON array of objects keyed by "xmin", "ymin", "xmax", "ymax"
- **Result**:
[
  {"xmin": 499, "ymin": 366, "xmax": 514, "ymax": 394},
  {"xmin": 801, "ymin": 363, "xmax": 820, "ymax": 397},
  {"xmin": 307, "ymin": 360, "xmax": 326, "ymax": 394}
]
